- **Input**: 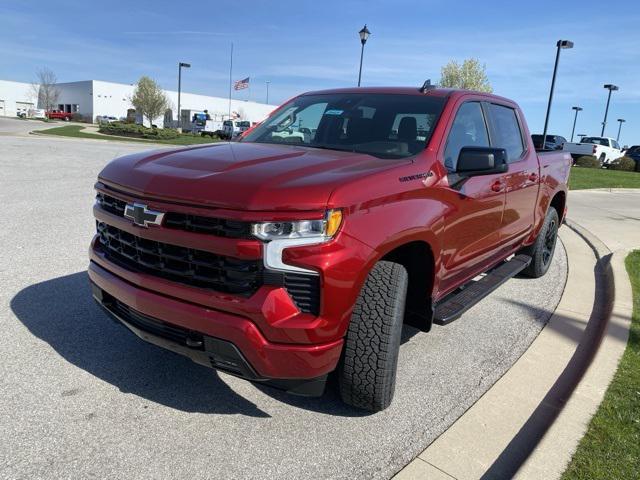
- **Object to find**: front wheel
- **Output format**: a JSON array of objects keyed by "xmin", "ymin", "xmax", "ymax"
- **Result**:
[
  {"xmin": 338, "ymin": 261, "xmax": 408, "ymax": 412},
  {"xmin": 521, "ymin": 208, "xmax": 559, "ymax": 278}
]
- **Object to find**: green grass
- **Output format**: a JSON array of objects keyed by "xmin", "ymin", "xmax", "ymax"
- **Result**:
[
  {"xmin": 35, "ymin": 125, "xmax": 217, "ymax": 146},
  {"xmin": 569, "ymin": 167, "xmax": 640, "ymax": 190},
  {"xmin": 562, "ymin": 250, "xmax": 640, "ymax": 480}
]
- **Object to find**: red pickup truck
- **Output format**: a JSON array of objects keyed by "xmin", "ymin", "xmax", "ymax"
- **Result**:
[
  {"xmin": 46, "ymin": 110, "xmax": 73, "ymax": 121},
  {"xmin": 89, "ymin": 86, "xmax": 570, "ymax": 411}
]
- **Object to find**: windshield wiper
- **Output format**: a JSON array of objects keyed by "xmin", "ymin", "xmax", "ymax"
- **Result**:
[{"xmin": 306, "ymin": 144, "xmax": 356, "ymax": 153}]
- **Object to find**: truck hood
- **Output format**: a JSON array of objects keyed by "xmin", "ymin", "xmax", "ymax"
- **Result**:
[{"xmin": 99, "ymin": 142, "xmax": 406, "ymax": 211}]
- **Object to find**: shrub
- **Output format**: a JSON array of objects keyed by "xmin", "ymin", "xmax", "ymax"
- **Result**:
[
  {"xmin": 609, "ymin": 156, "xmax": 637, "ymax": 172},
  {"xmin": 72, "ymin": 113, "xmax": 92, "ymax": 123},
  {"xmin": 99, "ymin": 122, "xmax": 180, "ymax": 139},
  {"xmin": 574, "ymin": 156, "xmax": 601, "ymax": 168},
  {"xmin": 142, "ymin": 128, "xmax": 180, "ymax": 140}
]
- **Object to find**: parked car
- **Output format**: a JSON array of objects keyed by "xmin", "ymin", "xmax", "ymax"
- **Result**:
[
  {"xmin": 27, "ymin": 108, "xmax": 47, "ymax": 119},
  {"xmin": 201, "ymin": 119, "xmax": 225, "ymax": 138},
  {"xmin": 222, "ymin": 120, "xmax": 251, "ymax": 139},
  {"xmin": 563, "ymin": 136, "xmax": 622, "ymax": 166},
  {"xmin": 46, "ymin": 110, "xmax": 73, "ymax": 121},
  {"xmin": 620, "ymin": 145, "xmax": 640, "ymax": 171},
  {"xmin": 97, "ymin": 115, "xmax": 119, "ymax": 124},
  {"xmin": 90, "ymin": 86, "xmax": 570, "ymax": 412},
  {"xmin": 531, "ymin": 134, "xmax": 567, "ymax": 151}
]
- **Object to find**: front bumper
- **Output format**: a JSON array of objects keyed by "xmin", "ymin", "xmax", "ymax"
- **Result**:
[{"xmin": 89, "ymin": 260, "xmax": 343, "ymax": 393}]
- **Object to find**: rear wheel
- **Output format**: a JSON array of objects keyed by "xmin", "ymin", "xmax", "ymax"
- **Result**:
[
  {"xmin": 599, "ymin": 153, "xmax": 606, "ymax": 167},
  {"xmin": 338, "ymin": 261, "xmax": 408, "ymax": 412},
  {"xmin": 521, "ymin": 208, "xmax": 559, "ymax": 278}
]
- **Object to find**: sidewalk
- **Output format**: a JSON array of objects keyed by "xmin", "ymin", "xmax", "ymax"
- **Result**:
[{"xmin": 395, "ymin": 189, "xmax": 638, "ymax": 479}]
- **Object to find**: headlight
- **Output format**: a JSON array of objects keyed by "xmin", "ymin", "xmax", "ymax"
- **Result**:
[
  {"xmin": 252, "ymin": 210, "xmax": 342, "ymax": 274},
  {"xmin": 251, "ymin": 209, "xmax": 342, "ymax": 242}
]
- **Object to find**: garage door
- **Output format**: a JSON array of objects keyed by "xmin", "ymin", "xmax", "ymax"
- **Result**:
[
  {"xmin": 0, "ymin": 100, "xmax": 5, "ymax": 116},
  {"xmin": 16, "ymin": 102, "xmax": 33, "ymax": 115}
]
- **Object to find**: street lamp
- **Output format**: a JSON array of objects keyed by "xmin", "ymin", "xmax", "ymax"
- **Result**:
[
  {"xmin": 601, "ymin": 84, "xmax": 619, "ymax": 136},
  {"xmin": 616, "ymin": 118, "xmax": 626, "ymax": 142},
  {"xmin": 541, "ymin": 40, "xmax": 573, "ymax": 150},
  {"xmin": 266, "ymin": 81, "xmax": 270, "ymax": 104},
  {"xmin": 177, "ymin": 62, "xmax": 191, "ymax": 130},
  {"xmin": 357, "ymin": 24, "xmax": 371, "ymax": 87},
  {"xmin": 570, "ymin": 106, "xmax": 583, "ymax": 142}
]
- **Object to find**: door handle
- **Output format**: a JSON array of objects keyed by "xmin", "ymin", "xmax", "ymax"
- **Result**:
[
  {"xmin": 528, "ymin": 172, "xmax": 539, "ymax": 182},
  {"xmin": 491, "ymin": 180, "xmax": 504, "ymax": 192}
]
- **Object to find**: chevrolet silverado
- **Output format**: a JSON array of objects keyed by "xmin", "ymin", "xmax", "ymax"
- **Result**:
[{"xmin": 89, "ymin": 86, "xmax": 570, "ymax": 412}]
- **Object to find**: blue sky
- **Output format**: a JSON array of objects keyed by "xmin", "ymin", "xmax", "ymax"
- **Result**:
[{"xmin": 2, "ymin": 0, "xmax": 639, "ymax": 144}]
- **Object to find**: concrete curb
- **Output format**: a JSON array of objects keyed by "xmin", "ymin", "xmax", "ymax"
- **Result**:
[
  {"xmin": 394, "ymin": 221, "xmax": 633, "ymax": 479},
  {"xmin": 516, "ymin": 226, "xmax": 633, "ymax": 478}
]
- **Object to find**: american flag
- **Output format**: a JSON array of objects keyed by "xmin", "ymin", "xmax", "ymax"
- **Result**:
[{"xmin": 234, "ymin": 77, "xmax": 250, "ymax": 90}]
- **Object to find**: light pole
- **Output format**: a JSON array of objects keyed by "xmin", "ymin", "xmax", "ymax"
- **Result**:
[
  {"xmin": 357, "ymin": 24, "xmax": 371, "ymax": 87},
  {"xmin": 601, "ymin": 84, "xmax": 619, "ymax": 136},
  {"xmin": 177, "ymin": 62, "xmax": 191, "ymax": 130},
  {"xmin": 541, "ymin": 40, "xmax": 573, "ymax": 150},
  {"xmin": 616, "ymin": 118, "xmax": 625, "ymax": 142},
  {"xmin": 570, "ymin": 106, "xmax": 582, "ymax": 142},
  {"xmin": 266, "ymin": 81, "xmax": 270, "ymax": 104}
]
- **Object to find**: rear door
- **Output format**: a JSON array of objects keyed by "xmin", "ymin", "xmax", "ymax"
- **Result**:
[
  {"xmin": 486, "ymin": 102, "xmax": 539, "ymax": 246},
  {"xmin": 438, "ymin": 100, "xmax": 507, "ymax": 294}
]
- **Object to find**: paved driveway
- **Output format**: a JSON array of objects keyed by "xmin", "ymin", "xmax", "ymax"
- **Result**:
[
  {"xmin": 0, "ymin": 135, "xmax": 567, "ymax": 480},
  {"xmin": 0, "ymin": 116, "xmax": 78, "ymax": 136},
  {"xmin": 568, "ymin": 189, "xmax": 640, "ymax": 251}
]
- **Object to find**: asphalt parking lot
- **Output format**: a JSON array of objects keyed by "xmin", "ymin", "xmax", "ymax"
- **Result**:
[
  {"xmin": 0, "ymin": 131, "xmax": 567, "ymax": 479},
  {"xmin": 0, "ymin": 116, "xmax": 70, "ymax": 136}
]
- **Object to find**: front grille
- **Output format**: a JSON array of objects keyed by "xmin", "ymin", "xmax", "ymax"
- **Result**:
[
  {"xmin": 96, "ymin": 192, "xmax": 252, "ymax": 239},
  {"xmin": 96, "ymin": 192, "xmax": 126, "ymax": 216},
  {"xmin": 97, "ymin": 222, "xmax": 261, "ymax": 295},
  {"xmin": 263, "ymin": 271, "xmax": 321, "ymax": 315},
  {"xmin": 164, "ymin": 213, "xmax": 252, "ymax": 238},
  {"xmin": 113, "ymin": 298, "xmax": 203, "ymax": 348}
]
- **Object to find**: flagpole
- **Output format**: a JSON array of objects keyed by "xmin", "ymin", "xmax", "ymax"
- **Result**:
[{"xmin": 228, "ymin": 42, "xmax": 233, "ymax": 121}]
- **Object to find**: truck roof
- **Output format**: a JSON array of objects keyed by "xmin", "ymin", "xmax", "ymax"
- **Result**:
[{"xmin": 299, "ymin": 86, "xmax": 515, "ymax": 104}]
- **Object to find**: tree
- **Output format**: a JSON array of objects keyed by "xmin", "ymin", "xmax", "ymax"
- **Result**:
[
  {"xmin": 439, "ymin": 58, "xmax": 492, "ymax": 93},
  {"xmin": 130, "ymin": 76, "xmax": 170, "ymax": 127},
  {"xmin": 31, "ymin": 67, "xmax": 61, "ymax": 111}
]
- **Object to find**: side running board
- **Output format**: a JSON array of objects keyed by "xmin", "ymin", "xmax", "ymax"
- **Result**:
[{"xmin": 433, "ymin": 254, "xmax": 532, "ymax": 326}]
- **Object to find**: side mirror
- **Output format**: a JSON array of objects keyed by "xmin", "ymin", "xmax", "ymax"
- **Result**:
[{"xmin": 456, "ymin": 147, "xmax": 508, "ymax": 176}]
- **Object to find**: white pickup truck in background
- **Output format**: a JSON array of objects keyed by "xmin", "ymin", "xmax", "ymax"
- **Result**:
[{"xmin": 563, "ymin": 136, "xmax": 623, "ymax": 166}]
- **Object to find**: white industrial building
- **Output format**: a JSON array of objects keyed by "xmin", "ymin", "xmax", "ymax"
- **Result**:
[
  {"xmin": 0, "ymin": 80, "xmax": 35, "ymax": 117},
  {"xmin": 0, "ymin": 78, "xmax": 276, "ymax": 126}
]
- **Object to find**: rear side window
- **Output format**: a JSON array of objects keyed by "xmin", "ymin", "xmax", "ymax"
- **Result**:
[
  {"xmin": 489, "ymin": 104, "xmax": 524, "ymax": 162},
  {"xmin": 443, "ymin": 102, "xmax": 490, "ymax": 171}
]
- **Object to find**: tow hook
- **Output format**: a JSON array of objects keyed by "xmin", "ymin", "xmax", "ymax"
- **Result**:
[{"xmin": 186, "ymin": 336, "xmax": 203, "ymax": 348}]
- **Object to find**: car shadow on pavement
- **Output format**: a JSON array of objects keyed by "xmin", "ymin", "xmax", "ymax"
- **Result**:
[
  {"xmin": 10, "ymin": 272, "xmax": 372, "ymax": 418},
  {"xmin": 10, "ymin": 272, "xmax": 274, "ymax": 417}
]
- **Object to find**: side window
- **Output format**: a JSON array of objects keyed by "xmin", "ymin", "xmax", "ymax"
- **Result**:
[
  {"xmin": 488, "ymin": 104, "xmax": 524, "ymax": 162},
  {"xmin": 612, "ymin": 140, "xmax": 620, "ymax": 150},
  {"xmin": 443, "ymin": 102, "xmax": 490, "ymax": 171}
]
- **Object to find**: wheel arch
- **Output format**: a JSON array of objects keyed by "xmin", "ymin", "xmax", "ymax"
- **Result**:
[
  {"xmin": 378, "ymin": 239, "xmax": 437, "ymax": 332},
  {"xmin": 550, "ymin": 190, "xmax": 567, "ymax": 221}
]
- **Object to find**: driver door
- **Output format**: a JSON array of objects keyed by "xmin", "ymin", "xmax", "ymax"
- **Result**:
[{"xmin": 437, "ymin": 101, "xmax": 507, "ymax": 296}]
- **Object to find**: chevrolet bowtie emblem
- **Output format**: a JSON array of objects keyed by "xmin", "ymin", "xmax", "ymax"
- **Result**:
[{"xmin": 124, "ymin": 203, "xmax": 165, "ymax": 228}]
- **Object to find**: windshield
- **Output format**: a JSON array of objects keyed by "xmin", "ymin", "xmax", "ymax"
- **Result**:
[
  {"xmin": 581, "ymin": 137, "xmax": 608, "ymax": 146},
  {"xmin": 238, "ymin": 121, "xmax": 251, "ymax": 127},
  {"xmin": 241, "ymin": 93, "xmax": 446, "ymax": 159}
]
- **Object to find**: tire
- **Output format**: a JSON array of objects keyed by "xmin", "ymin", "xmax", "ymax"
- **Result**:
[
  {"xmin": 599, "ymin": 153, "xmax": 606, "ymax": 167},
  {"xmin": 521, "ymin": 208, "xmax": 559, "ymax": 278},
  {"xmin": 338, "ymin": 260, "xmax": 408, "ymax": 412}
]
